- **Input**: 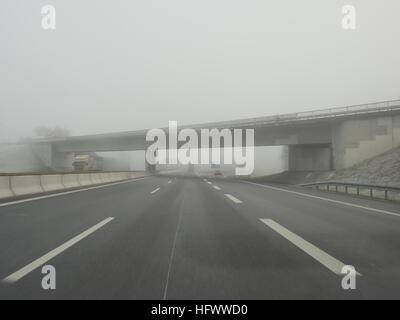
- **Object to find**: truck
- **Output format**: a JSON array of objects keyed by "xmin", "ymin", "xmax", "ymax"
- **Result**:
[{"xmin": 72, "ymin": 154, "xmax": 102, "ymax": 172}]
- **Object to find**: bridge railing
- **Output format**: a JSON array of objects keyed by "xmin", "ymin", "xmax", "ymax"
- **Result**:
[
  {"xmin": 220, "ymin": 99, "xmax": 400, "ymax": 127},
  {"xmin": 301, "ymin": 181, "xmax": 400, "ymax": 201},
  {"xmin": 292, "ymin": 99, "xmax": 400, "ymax": 121}
]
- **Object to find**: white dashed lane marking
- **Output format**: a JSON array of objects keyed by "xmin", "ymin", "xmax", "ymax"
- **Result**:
[
  {"xmin": 151, "ymin": 187, "xmax": 160, "ymax": 194},
  {"xmin": 224, "ymin": 194, "xmax": 243, "ymax": 204},
  {"xmin": 260, "ymin": 219, "xmax": 361, "ymax": 276},
  {"xmin": 2, "ymin": 217, "xmax": 115, "ymax": 283}
]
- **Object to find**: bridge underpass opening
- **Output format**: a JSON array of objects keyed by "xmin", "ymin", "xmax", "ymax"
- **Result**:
[
  {"xmin": 288, "ymin": 144, "xmax": 332, "ymax": 172},
  {"xmin": 95, "ymin": 151, "xmax": 134, "ymax": 172},
  {"xmin": 152, "ymin": 146, "xmax": 288, "ymax": 177}
]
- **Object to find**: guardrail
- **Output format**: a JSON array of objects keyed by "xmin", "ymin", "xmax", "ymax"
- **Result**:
[
  {"xmin": 302, "ymin": 181, "xmax": 400, "ymax": 201},
  {"xmin": 206, "ymin": 99, "xmax": 400, "ymax": 128},
  {"xmin": 253, "ymin": 99, "xmax": 400, "ymax": 125}
]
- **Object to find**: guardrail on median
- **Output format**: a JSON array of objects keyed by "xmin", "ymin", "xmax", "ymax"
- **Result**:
[
  {"xmin": 0, "ymin": 171, "xmax": 147, "ymax": 199},
  {"xmin": 302, "ymin": 181, "xmax": 400, "ymax": 201}
]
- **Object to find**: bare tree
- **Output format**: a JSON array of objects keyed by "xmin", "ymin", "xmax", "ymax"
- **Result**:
[{"xmin": 34, "ymin": 126, "xmax": 71, "ymax": 138}]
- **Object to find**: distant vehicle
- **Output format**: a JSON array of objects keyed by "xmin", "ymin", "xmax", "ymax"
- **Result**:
[
  {"xmin": 73, "ymin": 154, "xmax": 102, "ymax": 172},
  {"xmin": 73, "ymin": 155, "xmax": 91, "ymax": 172},
  {"xmin": 214, "ymin": 170, "xmax": 223, "ymax": 177}
]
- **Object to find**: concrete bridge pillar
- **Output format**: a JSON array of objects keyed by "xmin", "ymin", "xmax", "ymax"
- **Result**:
[
  {"xmin": 331, "ymin": 115, "xmax": 400, "ymax": 169},
  {"xmin": 30, "ymin": 143, "xmax": 73, "ymax": 172}
]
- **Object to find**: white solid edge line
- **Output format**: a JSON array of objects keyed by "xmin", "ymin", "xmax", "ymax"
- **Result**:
[
  {"xmin": 224, "ymin": 194, "xmax": 243, "ymax": 204},
  {"xmin": 2, "ymin": 217, "xmax": 115, "ymax": 283},
  {"xmin": 0, "ymin": 177, "xmax": 148, "ymax": 208},
  {"xmin": 260, "ymin": 219, "xmax": 361, "ymax": 276},
  {"xmin": 242, "ymin": 181, "xmax": 400, "ymax": 218},
  {"xmin": 162, "ymin": 198, "xmax": 185, "ymax": 300},
  {"xmin": 213, "ymin": 186, "xmax": 221, "ymax": 190},
  {"xmin": 151, "ymin": 187, "xmax": 161, "ymax": 194}
]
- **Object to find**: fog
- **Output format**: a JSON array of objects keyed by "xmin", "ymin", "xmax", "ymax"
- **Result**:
[{"xmin": 1, "ymin": 1, "xmax": 399, "ymax": 174}]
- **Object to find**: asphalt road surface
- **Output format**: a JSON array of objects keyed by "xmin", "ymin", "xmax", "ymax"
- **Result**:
[{"xmin": 1, "ymin": 175, "xmax": 400, "ymax": 299}]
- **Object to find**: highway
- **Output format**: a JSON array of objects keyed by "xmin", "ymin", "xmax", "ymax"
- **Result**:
[{"xmin": 0, "ymin": 175, "xmax": 400, "ymax": 299}]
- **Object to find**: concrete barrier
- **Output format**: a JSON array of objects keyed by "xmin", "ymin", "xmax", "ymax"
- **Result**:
[
  {"xmin": 103, "ymin": 173, "xmax": 110, "ymax": 183},
  {"xmin": 1, "ymin": 172, "xmax": 146, "ymax": 199},
  {"xmin": 0, "ymin": 176, "xmax": 13, "ymax": 199},
  {"xmin": 11, "ymin": 175, "xmax": 43, "ymax": 196},
  {"xmin": 97, "ymin": 173, "xmax": 106, "ymax": 183},
  {"xmin": 97, "ymin": 173, "xmax": 107, "ymax": 183},
  {"xmin": 130, "ymin": 172, "xmax": 143, "ymax": 179},
  {"xmin": 40, "ymin": 175, "xmax": 65, "ymax": 192},
  {"xmin": 90, "ymin": 173, "xmax": 102, "ymax": 184},
  {"xmin": 110, "ymin": 173, "xmax": 120, "ymax": 182},
  {"xmin": 102, "ymin": 173, "xmax": 113, "ymax": 183},
  {"xmin": 134, "ymin": 172, "xmax": 146, "ymax": 179},
  {"xmin": 112, "ymin": 173, "xmax": 120, "ymax": 181},
  {"xmin": 78, "ymin": 173, "xmax": 92, "ymax": 186},
  {"xmin": 62, "ymin": 174, "xmax": 80, "ymax": 188},
  {"xmin": 98, "ymin": 173, "xmax": 107, "ymax": 183}
]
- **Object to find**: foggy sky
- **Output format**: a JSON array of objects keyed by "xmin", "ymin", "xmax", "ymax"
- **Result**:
[{"xmin": 1, "ymin": 0, "xmax": 400, "ymax": 142}]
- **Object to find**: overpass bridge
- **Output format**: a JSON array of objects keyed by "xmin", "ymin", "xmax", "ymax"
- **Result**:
[{"xmin": 30, "ymin": 99, "xmax": 400, "ymax": 172}]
